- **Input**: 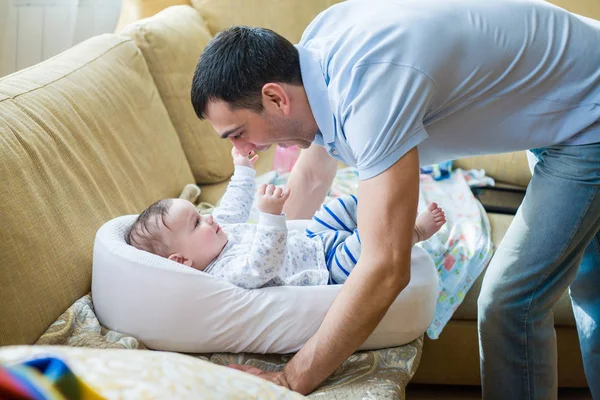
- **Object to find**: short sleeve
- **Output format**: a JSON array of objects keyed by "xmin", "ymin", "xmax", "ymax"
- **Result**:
[{"xmin": 340, "ymin": 63, "xmax": 437, "ymax": 180}]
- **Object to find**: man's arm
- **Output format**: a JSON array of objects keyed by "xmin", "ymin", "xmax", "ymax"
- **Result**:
[
  {"xmin": 282, "ymin": 144, "xmax": 337, "ymax": 219},
  {"xmin": 285, "ymin": 147, "xmax": 420, "ymax": 393}
]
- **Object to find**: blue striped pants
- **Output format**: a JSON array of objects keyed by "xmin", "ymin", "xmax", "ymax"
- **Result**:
[{"xmin": 306, "ymin": 194, "xmax": 361, "ymax": 285}]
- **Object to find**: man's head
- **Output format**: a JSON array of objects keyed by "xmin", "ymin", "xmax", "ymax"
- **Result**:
[
  {"xmin": 126, "ymin": 199, "xmax": 227, "ymax": 271},
  {"xmin": 191, "ymin": 26, "xmax": 318, "ymax": 155}
]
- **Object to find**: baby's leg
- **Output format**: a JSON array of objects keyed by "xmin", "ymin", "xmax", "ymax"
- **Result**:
[
  {"xmin": 414, "ymin": 202, "xmax": 446, "ymax": 243},
  {"xmin": 321, "ymin": 229, "xmax": 361, "ymax": 285},
  {"xmin": 306, "ymin": 194, "xmax": 358, "ymax": 236},
  {"xmin": 306, "ymin": 195, "xmax": 359, "ymax": 285}
]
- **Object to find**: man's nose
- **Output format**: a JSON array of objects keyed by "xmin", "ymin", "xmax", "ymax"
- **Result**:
[{"xmin": 230, "ymin": 139, "xmax": 255, "ymax": 156}]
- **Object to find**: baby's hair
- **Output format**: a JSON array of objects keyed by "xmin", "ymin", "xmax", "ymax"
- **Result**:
[{"xmin": 125, "ymin": 199, "xmax": 173, "ymax": 257}]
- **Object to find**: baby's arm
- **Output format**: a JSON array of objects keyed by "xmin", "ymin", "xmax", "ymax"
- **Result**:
[
  {"xmin": 219, "ymin": 213, "xmax": 289, "ymax": 289},
  {"xmin": 212, "ymin": 166, "xmax": 256, "ymax": 224},
  {"xmin": 213, "ymin": 148, "xmax": 259, "ymax": 224},
  {"xmin": 216, "ymin": 184, "xmax": 292, "ymax": 289}
]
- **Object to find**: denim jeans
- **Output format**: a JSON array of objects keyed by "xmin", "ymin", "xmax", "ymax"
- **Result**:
[{"xmin": 478, "ymin": 142, "xmax": 600, "ymax": 400}]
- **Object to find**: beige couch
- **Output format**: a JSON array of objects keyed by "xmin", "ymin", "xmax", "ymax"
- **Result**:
[{"xmin": 1, "ymin": 0, "xmax": 597, "ymax": 395}]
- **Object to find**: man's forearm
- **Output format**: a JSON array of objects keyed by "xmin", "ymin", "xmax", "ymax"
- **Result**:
[
  {"xmin": 282, "ymin": 147, "xmax": 421, "ymax": 394},
  {"xmin": 283, "ymin": 171, "xmax": 332, "ymax": 219},
  {"xmin": 283, "ymin": 256, "xmax": 410, "ymax": 394},
  {"xmin": 282, "ymin": 145, "xmax": 337, "ymax": 219}
]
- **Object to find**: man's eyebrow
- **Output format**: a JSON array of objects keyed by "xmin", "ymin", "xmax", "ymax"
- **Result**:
[{"xmin": 219, "ymin": 125, "xmax": 244, "ymax": 139}]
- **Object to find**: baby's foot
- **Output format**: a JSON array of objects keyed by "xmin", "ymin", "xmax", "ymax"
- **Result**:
[{"xmin": 414, "ymin": 202, "xmax": 446, "ymax": 242}]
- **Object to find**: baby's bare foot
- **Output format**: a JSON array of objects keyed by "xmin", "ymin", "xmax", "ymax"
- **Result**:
[{"xmin": 415, "ymin": 202, "xmax": 446, "ymax": 242}]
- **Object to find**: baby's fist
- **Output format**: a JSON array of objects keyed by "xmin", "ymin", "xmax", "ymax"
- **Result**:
[
  {"xmin": 232, "ymin": 147, "xmax": 258, "ymax": 168},
  {"xmin": 257, "ymin": 184, "xmax": 290, "ymax": 215}
]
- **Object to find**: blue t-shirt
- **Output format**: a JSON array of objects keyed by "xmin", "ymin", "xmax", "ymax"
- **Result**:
[{"xmin": 297, "ymin": 0, "xmax": 600, "ymax": 179}]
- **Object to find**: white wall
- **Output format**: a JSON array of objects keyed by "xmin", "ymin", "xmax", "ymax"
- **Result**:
[{"xmin": 0, "ymin": 0, "xmax": 122, "ymax": 78}]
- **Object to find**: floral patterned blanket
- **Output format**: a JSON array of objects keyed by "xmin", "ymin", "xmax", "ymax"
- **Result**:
[{"xmin": 36, "ymin": 295, "xmax": 422, "ymax": 399}]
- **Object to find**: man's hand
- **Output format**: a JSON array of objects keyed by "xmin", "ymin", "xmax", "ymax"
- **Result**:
[
  {"xmin": 258, "ymin": 184, "xmax": 291, "ymax": 215},
  {"xmin": 228, "ymin": 364, "xmax": 291, "ymax": 389},
  {"xmin": 232, "ymin": 147, "xmax": 259, "ymax": 168}
]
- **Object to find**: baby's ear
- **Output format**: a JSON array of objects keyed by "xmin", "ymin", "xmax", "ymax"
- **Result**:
[{"xmin": 168, "ymin": 254, "xmax": 192, "ymax": 267}]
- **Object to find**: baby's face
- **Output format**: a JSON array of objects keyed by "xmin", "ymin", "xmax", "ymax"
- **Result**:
[{"xmin": 164, "ymin": 199, "xmax": 228, "ymax": 270}]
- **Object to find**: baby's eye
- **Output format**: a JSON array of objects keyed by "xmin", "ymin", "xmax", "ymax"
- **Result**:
[{"xmin": 195, "ymin": 217, "xmax": 200, "ymax": 227}]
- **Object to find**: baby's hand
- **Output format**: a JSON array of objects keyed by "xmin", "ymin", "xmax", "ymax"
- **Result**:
[
  {"xmin": 257, "ymin": 184, "xmax": 291, "ymax": 215},
  {"xmin": 232, "ymin": 147, "xmax": 259, "ymax": 168}
]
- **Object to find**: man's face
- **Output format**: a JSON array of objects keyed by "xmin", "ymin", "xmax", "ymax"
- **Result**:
[{"xmin": 205, "ymin": 100, "xmax": 314, "ymax": 156}]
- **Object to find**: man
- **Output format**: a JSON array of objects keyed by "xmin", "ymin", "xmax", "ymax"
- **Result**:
[{"xmin": 190, "ymin": 0, "xmax": 600, "ymax": 397}]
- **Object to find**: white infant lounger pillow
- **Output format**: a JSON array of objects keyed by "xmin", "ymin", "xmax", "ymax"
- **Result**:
[{"xmin": 92, "ymin": 215, "xmax": 439, "ymax": 354}]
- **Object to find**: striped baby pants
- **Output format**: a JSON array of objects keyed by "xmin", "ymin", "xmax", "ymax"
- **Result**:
[{"xmin": 306, "ymin": 194, "xmax": 361, "ymax": 285}]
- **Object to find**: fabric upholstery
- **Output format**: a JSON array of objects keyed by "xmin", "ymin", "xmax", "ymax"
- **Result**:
[
  {"xmin": 453, "ymin": 151, "xmax": 532, "ymax": 187},
  {"xmin": 0, "ymin": 34, "xmax": 194, "ymax": 346},
  {"xmin": 121, "ymin": 5, "xmax": 234, "ymax": 184},
  {"xmin": 34, "ymin": 294, "xmax": 423, "ymax": 400},
  {"xmin": 0, "ymin": 346, "xmax": 304, "ymax": 399},
  {"xmin": 115, "ymin": 0, "xmax": 191, "ymax": 32},
  {"xmin": 191, "ymin": 0, "xmax": 342, "ymax": 43}
]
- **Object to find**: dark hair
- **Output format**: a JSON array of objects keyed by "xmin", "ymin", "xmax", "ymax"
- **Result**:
[
  {"xmin": 191, "ymin": 26, "xmax": 303, "ymax": 120},
  {"xmin": 125, "ymin": 199, "xmax": 173, "ymax": 257}
]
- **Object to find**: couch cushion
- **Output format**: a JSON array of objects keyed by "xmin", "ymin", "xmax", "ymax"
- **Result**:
[
  {"xmin": 121, "ymin": 5, "xmax": 234, "ymax": 184},
  {"xmin": 192, "ymin": 0, "xmax": 342, "ymax": 43},
  {"xmin": 454, "ymin": 151, "xmax": 532, "ymax": 187},
  {"xmin": 452, "ymin": 213, "xmax": 576, "ymax": 327},
  {"xmin": 0, "ymin": 34, "xmax": 194, "ymax": 346}
]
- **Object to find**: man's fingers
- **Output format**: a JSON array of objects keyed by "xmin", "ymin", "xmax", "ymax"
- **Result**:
[
  {"xmin": 227, "ymin": 364, "xmax": 261, "ymax": 375},
  {"xmin": 227, "ymin": 363, "xmax": 249, "ymax": 371},
  {"xmin": 274, "ymin": 376, "xmax": 291, "ymax": 389},
  {"xmin": 227, "ymin": 365, "xmax": 290, "ymax": 390}
]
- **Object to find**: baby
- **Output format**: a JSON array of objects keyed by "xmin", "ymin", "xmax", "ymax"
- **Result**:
[{"xmin": 126, "ymin": 148, "xmax": 446, "ymax": 289}]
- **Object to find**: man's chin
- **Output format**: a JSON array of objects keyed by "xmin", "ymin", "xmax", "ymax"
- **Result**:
[
  {"xmin": 256, "ymin": 145, "xmax": 272, "ymax": 152},
  {"xmin": 278, "ymin": 141, "xmax": 311, "ymax": 149}
]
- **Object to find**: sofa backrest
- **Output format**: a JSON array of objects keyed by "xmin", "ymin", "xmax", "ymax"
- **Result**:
[
  {"xmin": 191, "ymin": 0, "xmax": 342, "ymax": 43},
  {"xmin": 121, "ymin": 5, "xmax": 234, "ymax": 184},
  {"xmin": 0, "ymin": 34, "xmax": 194, "ymax": 345},
  {"xmin": 454, "ymin": 152, "xmax": 532, "ymax": 187}
]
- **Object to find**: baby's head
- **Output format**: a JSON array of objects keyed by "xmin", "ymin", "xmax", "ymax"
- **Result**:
[{"xmin": 125, "ymin": 198, "xmax": 227, "ymax": 271}]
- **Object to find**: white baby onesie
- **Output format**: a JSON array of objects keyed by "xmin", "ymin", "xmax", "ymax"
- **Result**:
[{"xmin": 203, "ymin": 166, "xmax": 329, "ymax": 289}]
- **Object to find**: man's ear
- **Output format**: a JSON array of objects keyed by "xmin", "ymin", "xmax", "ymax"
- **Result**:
[
  {"xmin": 262, "ymin": 82, "xmax": 290, "ymax": 115},
  {"xmin": 168, "ymin": 253, "xmax": 193, "ymax": 267}
]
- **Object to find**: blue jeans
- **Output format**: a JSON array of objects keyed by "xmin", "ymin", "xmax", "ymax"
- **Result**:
[{"xmin": 478, "ymin": 142, "xmax": 600, "ymax": 400}]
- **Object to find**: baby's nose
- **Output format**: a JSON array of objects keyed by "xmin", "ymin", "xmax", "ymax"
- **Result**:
[{"xmin": 207, "ymin": 215, "xmax": 214, "ymax": 224}]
